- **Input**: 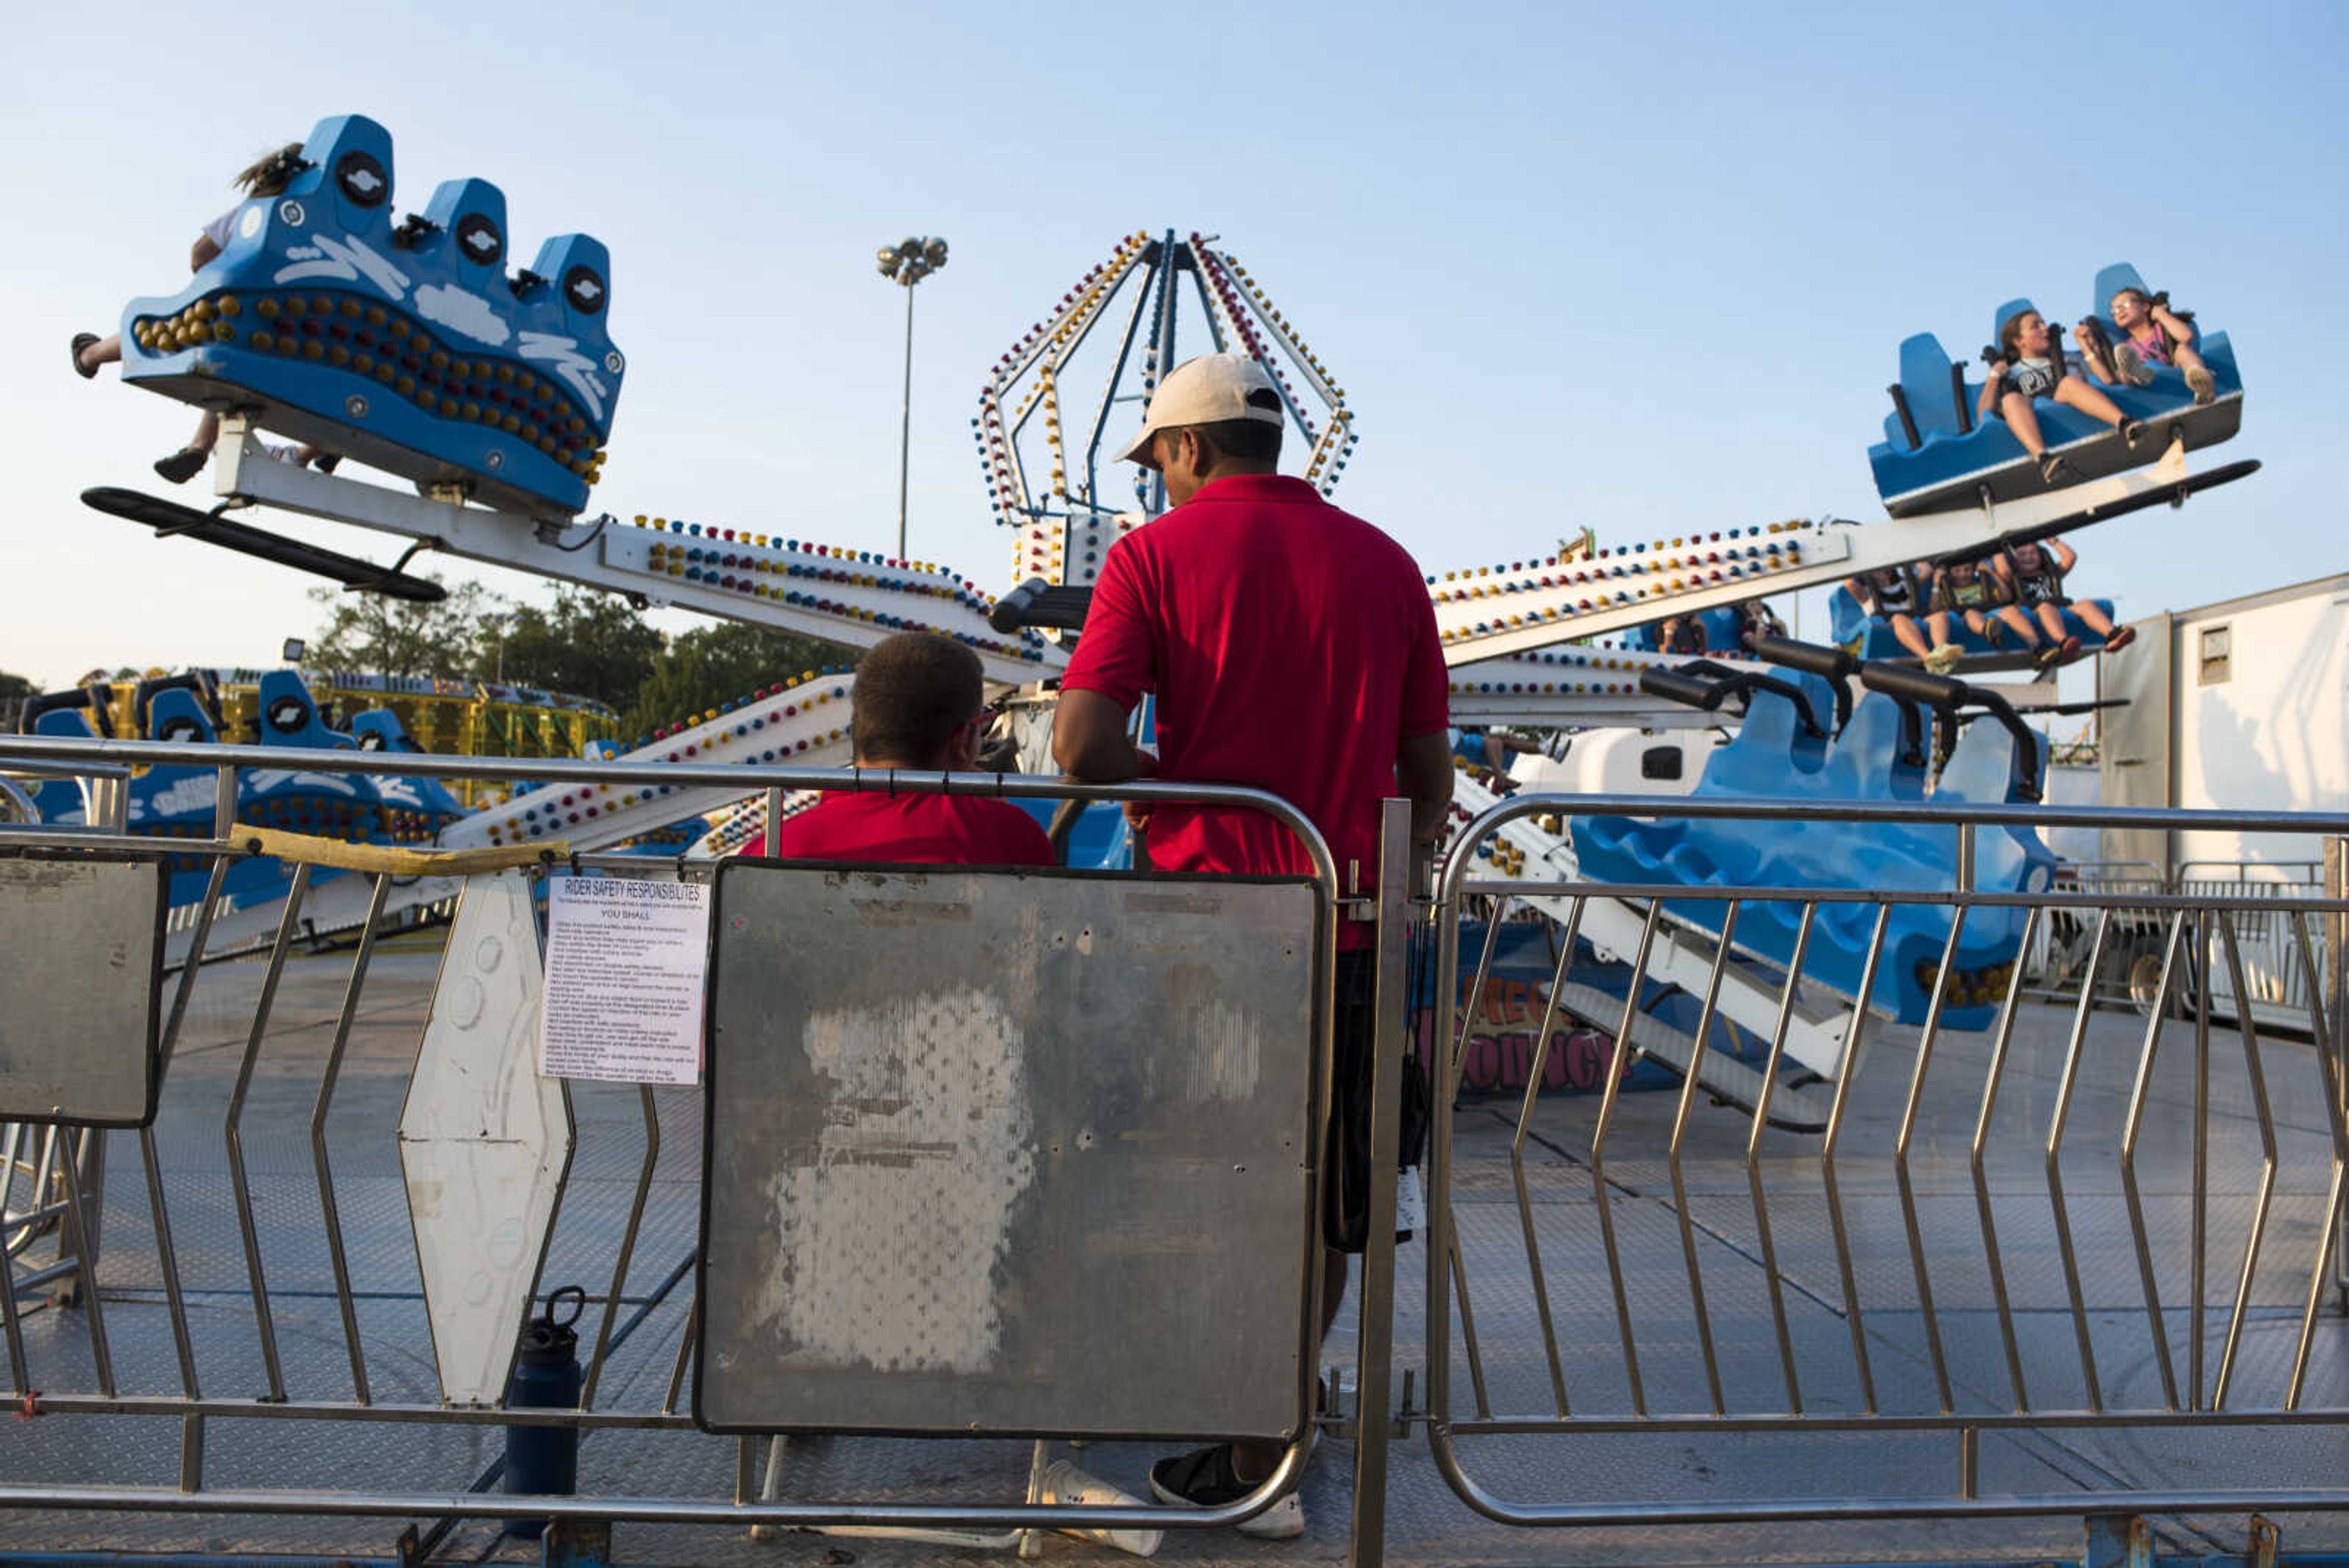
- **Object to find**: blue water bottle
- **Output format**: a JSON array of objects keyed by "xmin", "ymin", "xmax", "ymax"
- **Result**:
[{"xmin": 503, "ymin": 1284, "xmax": 585, "ymax": 1538}]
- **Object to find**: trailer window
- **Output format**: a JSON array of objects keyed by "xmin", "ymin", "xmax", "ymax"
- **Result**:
[{"xmin": 2198, "ymin": 623, "xmax": 2231, "ymax": 686}]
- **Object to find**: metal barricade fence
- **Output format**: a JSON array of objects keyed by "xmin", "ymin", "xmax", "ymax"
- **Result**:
[
  {"xmin": 2025, "ymin": 861, "xmax": 2336, "ymax": 1028},
  {"xmin": 0, "ymin": 735, "xmax": 1401, "ymax": 1561},
  {"xmin": 1430, "ymin": 793, "xmax": 2349, "ymax": 1541}
]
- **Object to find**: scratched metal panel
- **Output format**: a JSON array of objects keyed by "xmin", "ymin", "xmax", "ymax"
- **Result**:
[
  {"xmin": 0, "ymin": 855, "xmax": 166, "ymax": 1125},
  {"xmin": 398, "ymin": 869, "xmax": 573, "ymax": 1405},
  {"xmin": 697, "ymin": 863, "xmax": 1321, "ymax": 1440}
]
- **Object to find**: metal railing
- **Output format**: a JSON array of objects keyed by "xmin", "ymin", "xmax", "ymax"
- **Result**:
[
  {"xmin": 0, "ymin": 735, "xmax": 1367, "ymax": 1553},
  {"xmin": 1428, "ymin": 792, "xmax": 2349, "ymax": 1534},
  {"xmin": 7, "ymin": 740, "xmax": 2349, "ymax": 1564},
  {"xmin": 2025, "ymin": 861, "xmax": 2337, "ymax": 1026}
]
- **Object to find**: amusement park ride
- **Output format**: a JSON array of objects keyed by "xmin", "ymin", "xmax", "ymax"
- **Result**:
[{"xmin": 21, "ymin": 112, "xmax": 2262, "ymax": 1120}]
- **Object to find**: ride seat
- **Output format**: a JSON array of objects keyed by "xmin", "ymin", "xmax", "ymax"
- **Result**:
[{"xmin": 117, "ymin": 112, "xmax": 623, "ymax": 519}]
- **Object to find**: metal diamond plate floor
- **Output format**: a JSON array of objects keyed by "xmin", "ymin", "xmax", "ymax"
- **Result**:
[{"xmin": 4, "ymin": 938, "xmax": 2345, "ymax": 1566}]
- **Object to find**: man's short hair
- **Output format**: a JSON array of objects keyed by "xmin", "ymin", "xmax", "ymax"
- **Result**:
[
  {"xmin": 1182, "ymin": 397, "xmax": 1285, "ymax": 464},
  {"xmin": 851, "ymin": 632, "xmax": 985, "ymax": 765}
]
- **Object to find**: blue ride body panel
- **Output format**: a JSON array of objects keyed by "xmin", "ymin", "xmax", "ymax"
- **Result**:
[
  {"xmin": 1828, "ymin": 585, "xmax": 2119, "ymax": 662},
  {"xmin": 1866, "ymin": 265, "xmax": 2241, "ymax": 517},
  {"xmin": 118, "ymin": 113, "xmax": 622, "ymax": 519},
  {"xmin": 348, "ymin": 709, "xmax": 470, "ymax": 832},
  {"xmin": 1571, "ymin": 686, "xmax": 2056, "ymax": 1025},
  {"xmin": 1012, "ymin": 798, "xmax": 1134, "ymax": 871}
]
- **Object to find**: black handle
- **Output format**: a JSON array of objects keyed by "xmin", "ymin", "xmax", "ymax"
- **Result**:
[
  {"xmin": 1753, "ymin": 636, "xmax": 1852, "ymax": 681},
  {"xmin": 541, "ymin": 1284, "xmax": 587, "ymax": 1330},
  {"xmin": 1887, "ymin": 383, "xmax": 1921, "ymax": 451},
  {"xmin": 1860, "ymin": 662, "xmax": 1967, "ymax": 709},
  {"xmin": 989, "ymin": 578, "xmax": 1094, "ymax": 634},
  {"xmin": 1948, "ymin": 360, "xmax": 1973, "ymax": 436},
  {"xmin": 1638, "ymin": 669, "xmax": 1721, "ymax": 709},
  {"xmin": 989, "ymin": 578, "xmax": 1045, "ymax": 634}
]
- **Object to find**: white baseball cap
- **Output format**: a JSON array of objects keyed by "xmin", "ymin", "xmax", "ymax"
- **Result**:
[{"xmin": 1113, "ymin": 352, "xmax": 1286, "ymax": 467}]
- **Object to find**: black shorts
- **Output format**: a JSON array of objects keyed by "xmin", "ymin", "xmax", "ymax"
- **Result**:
[{"xmin": 1324, "ymin": 947, "xmax": 1431, "ymax": 1254}]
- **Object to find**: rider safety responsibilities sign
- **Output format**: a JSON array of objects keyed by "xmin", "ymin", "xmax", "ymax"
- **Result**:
[{"xmin": 538, "ymin": 877, "xmax": 711, "ymax": 1085}]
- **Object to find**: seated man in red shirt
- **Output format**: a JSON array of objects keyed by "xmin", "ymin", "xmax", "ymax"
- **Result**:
[
  {"xmin": 1051, "ymin": 352, "xmax": 1452, "ymax": 1539},
  {"xmin": 751, "ymin": 631, "xmax": 1053, "ymax": 866}
]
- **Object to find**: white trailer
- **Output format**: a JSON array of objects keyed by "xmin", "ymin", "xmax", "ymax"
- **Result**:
[
  {"xmin": 2099, "ymin": 571, "xmax": 2349, "ymax": 877},
  {"xmin": 2095, "ymin": 571, "xmax": 2348, "ymax": 1027}
]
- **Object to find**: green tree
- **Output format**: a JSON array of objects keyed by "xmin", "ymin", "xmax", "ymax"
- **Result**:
[
  {"xmin": 305, "ymin": 576, "xmax": 503, "ymax": 679},
  {"xmin": 622, "ymin": 623, "xmax": 856, "ymax": 741},
  {"xmin": 0, "ymin": 670, "xmax": 33, "ymax": 700},
  {"xmin": 480, "ymin": 589, "xmax": 666, "ymax": 708}
]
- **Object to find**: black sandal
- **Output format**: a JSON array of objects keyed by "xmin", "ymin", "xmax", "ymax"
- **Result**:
[{"xmin": 70, "ymin": 332, "xmax": 100, "ymax": 379}]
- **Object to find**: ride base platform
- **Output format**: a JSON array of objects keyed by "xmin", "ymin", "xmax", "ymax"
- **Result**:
[{"xmin": 5, "ymin": 941, "xmax": 2343, "ymax": 1567}]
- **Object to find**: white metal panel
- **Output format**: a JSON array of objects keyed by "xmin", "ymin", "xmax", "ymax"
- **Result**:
[{"xmin": 397, "ymin": 869, "xmax": 572, "ymax": 1406}]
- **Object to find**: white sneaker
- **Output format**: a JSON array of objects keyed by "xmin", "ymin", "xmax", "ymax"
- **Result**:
[{"xmin": 1148, "ymin": 1445, "xmax": 1308, "ymax": 1540}]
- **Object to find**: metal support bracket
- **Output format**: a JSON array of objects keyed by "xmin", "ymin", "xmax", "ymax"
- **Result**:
[
  {"xmin": 2084, "ymin": 1512, "xmax": 2154, "ymax": 1568},
  {"xmin": 541, "ymin": 1516, "xmax": 613, "ymax": 1568},
  {"xmin": 2249, "ymin": 1513, "xmax": 2280, "ymax": 1568}
]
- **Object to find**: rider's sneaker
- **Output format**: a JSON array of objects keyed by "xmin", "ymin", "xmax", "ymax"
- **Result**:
[
  {"xmin": 1149, "ymin": 1445, "xmax": 1306, "ymax": 1540},
  {"xmin": 2113, "ymin": 341, "xmax": 2153, "ymax": 387},
  {"xmin": 1923, "ymin": 644, "xmax": 1964, "ymax": 675},
  {"xmin": 2184, "ymin": 365, "xmax": 2217, "ymax": 406},
  {"xmin": 154, "ymin": 448, "xmax": 207, "ymax": 485}
]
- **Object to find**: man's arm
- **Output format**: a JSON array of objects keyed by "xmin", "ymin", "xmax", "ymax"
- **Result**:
[
  {"xmin": 1397, "ymin": 730, "xmax": 1454, "ymax": 845},
  {"xmin": 1052, "ymin": 689, "xmax": 1150, "ymax": 781}
]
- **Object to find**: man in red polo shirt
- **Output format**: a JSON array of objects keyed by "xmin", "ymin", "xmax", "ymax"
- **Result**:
[
  {"xmin": 752, "ymin": 631, "xmax": 1053, "ymax": 866},
  {"xmin": 1052, "ymin": 352, "xmax": 1452, "ymax": 1537}
]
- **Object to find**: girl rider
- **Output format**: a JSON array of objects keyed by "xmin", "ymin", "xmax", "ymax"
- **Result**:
[
  {"xmin": 1996, "ymin": 537, "xmax": 2136, "ymax": 656},
  {"xmin": 71, "ymin": 142, "xmax": 336, "ymax": 485},
  {"xmin": 1923, "ymin": 556, "xmax": 2067, "ymax": 673},
  {"xmin": 1846, "ymin": 564, "xmax": 1935, "ymax": 663},
  {"xmin": 2076, "ymin": 288, "xmax": 2217, "ymax": 407},
  {"xmin": 1980, "ymin": 308, "xmax": 2139, "ymax": 487}
]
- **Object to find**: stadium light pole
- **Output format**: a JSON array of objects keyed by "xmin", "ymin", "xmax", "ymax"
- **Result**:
[{"xmin": 876, "ymin": 236, "xmax": 948, "ymax": 562}]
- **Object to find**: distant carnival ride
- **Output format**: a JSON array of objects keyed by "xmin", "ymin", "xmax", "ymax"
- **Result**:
[{"xmin": 13, "ymin": 110, "xmax": 2262, "ymax": 1116}]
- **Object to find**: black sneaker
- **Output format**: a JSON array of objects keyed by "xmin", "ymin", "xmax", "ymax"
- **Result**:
[
  {"xmin": 1148, "ymin": 1444, "xmax": 1305, "ymax": 1539},
  {"xmin": 2036, "ymin": 451, "xmax": 2076, "ymax": 486},
  {"xmin": 154, "ymin": 447, "xmax": 206, "ymax": 485}
]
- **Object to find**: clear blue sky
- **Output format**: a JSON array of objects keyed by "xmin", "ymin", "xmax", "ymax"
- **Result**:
[{"xmin": 4, "ymin": 2, "xmax": 2341, "ymax": 691}]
